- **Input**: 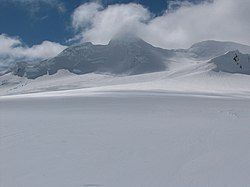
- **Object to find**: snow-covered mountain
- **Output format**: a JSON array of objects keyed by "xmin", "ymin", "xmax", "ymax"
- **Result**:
[
  {"xmin": 184, "ymin": 40, "xmax": 250, "ymax": 60},
  {"xmin": 211, "ymin": 50, "xmax": 250, "ymax": 74},
  {"xmin": 3, "ymin": 39, "xmax": 250, "ymax": 187},
  {"xmin": 11, "ymin": 37, "xmax": 173, "ymax": 79},
  {"xmin": 5, "ymin": 37, "xmax": 250, "ymax": 79},
  {"xmin": 6, "ymin": 37, "xmax": 250, "ymax": 79},
  {"xmin": 2, "ymin": 40, "xmax": 250, "ymax": 187}
]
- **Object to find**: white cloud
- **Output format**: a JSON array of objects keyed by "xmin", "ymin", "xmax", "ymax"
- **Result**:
[
  {"xmin": 72, "ymin": 2, "xmax": 151, "ymax": 45},
  {"xmin": 72, "ymin": 0, "xmax": 250, "ymax": 49},
  {"xmin": 15, "ymin": 41, "xmax": 67, "ymax": 59},
  {"xmin": 72, "ymin": 2, "xmax": 103, "ymax": 30},
  {"xmin": 0, "ymin": 34, "xmax": 67, "ymax": 62}
]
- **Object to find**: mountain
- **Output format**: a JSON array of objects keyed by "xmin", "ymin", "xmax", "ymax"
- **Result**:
[
  {"xmin": 1, "ymin": 37, "xmax": 250, "ymax": 96},
  {"xmin": 185, "ymin": 40, "xmax": 250, "ymax": 60},
  {"xmin": 6, "ymin": 37, "xmax": 250, "ymax": 79},
  {"xmin": 12, "ymin": 37, "xmax": 173, "ymax": 79},
  {"xmin": 0, "ymin": 62, "xmax": 10, "ymax": 76},
  {"xmin": 210, "ymin": 50, "xmax": 250, "ymax": 74}
]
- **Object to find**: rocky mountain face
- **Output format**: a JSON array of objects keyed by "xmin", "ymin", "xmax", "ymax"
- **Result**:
[{"xmin": 210, "ymin": 50, "xmax": 250, "ymax": 74}]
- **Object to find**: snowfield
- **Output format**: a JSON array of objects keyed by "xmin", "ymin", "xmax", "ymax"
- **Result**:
[
  {"xmin": 1, "ymin": 91, "xmax": 250, "ymax": 187},
  {"xmin": 1, "ymin": 38, "xmax": 250, "ymax": 187},
  {"xmin": 1, "ymin": 66, "xmax": 250, "ymax": 98}
]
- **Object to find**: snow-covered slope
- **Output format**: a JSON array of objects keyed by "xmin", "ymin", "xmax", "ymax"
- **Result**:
[
  {"xmin": 1, "ymin": 92, "xmax": 250, "ymax": 187},
  {"xmin": 185, "ymin": 40, "xmax": 250, "ymax": 60},
  {"xmin": 1, "ymin": 64, "xmax": 250, "ymax": 97},
  {"xmin": 0, "ymin": 61, "xmax": 11, "ymax": 75},
  {"xmin": 2, "ymin": 38, "xmax": 250, "ymax": 187},
  {"xmin": 1, "ymin": 37, "xmax": 250, "ymax": 96},
  {"xmin": 210, "ymin": 50, "xmax": 250, "ymax": 74}
]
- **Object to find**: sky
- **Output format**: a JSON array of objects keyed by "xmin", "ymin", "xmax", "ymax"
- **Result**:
[
  {"xmin": 0, "ymin": 0, "xmax": 206, "ymax": 46},
  {"xmin": 0, "ymin": 0, "xmax": 250, "ymax": 64}
]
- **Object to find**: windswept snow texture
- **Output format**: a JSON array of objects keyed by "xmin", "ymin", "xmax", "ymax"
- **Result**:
[
  {"xmin": 211, "ymin": 50, "xmax": 250, "ymax": 74},
  {"xmin": 1, "ymin": 92, "xmax": 250, "ymax": 187}
]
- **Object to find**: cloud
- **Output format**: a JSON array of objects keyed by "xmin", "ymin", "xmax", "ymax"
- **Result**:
[
  {"xmin": 0, "ymin": 34, "xmax": 67, "ymax": 63},
  {"xmin": 72, "ymin": 2, "xmax": 104, "ymax": 30},
  {"xmin": 72, "ymin": 0, "xmax": 250, "ymax": 49},
  {"xmin": 72, "ymin": 2, "xmax": 151, "ymax": 45}
]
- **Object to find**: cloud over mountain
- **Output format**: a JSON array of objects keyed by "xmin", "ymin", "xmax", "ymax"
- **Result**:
[
  {"xmin": 72, "ymin": 0, "xmax": 250, "ymax": 49},
  {"xmin": 1, "ymin": 0, "xmax": 249, "ymax": 68}
]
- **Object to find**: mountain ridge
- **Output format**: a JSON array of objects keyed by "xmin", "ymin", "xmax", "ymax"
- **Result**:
[{"xmin": 5, "ymin": 37, "xmax": 250, "ymax": 79}]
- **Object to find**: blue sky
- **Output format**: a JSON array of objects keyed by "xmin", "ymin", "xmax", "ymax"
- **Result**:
[{"xmin": 0, "ymin": 0, "xmax": 206, "ymax": 46}]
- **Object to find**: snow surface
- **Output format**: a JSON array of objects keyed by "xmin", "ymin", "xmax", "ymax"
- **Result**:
[
  {"xmin": 1, "ymin": 66, "xmax": 250, "ymax": 187},
  {"xmin": 1, "ymin": 38, "xmax": 250, "ymax": 187},
  {"xmin": 1, "ymin": 60, "xmax": 250, "ymax": 97},
  {"xmin": 1, "ymin": 91, "xmax": 250, "ymax": 187}
]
